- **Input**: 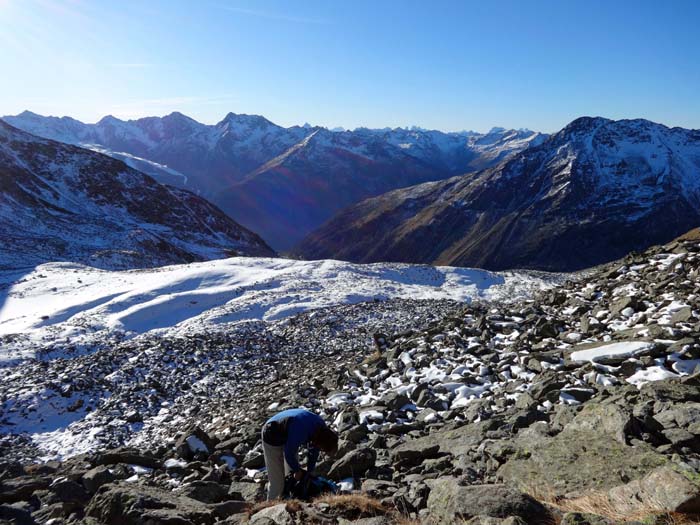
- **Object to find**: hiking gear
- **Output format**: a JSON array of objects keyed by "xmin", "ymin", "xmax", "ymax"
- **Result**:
[{"xmin": 283, "ymin": 473, "xmax": 338, "ymax": 501}]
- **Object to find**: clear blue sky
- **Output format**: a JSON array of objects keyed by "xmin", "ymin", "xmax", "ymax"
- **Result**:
[{"xmin": 1, "ymin": 0, "xmax": 699, "ymax": 132}]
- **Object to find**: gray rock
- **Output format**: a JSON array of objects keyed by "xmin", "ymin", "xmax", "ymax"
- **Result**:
[
  {"xmin": 176, "ymin": 480, "xmax": 230, "ymax": 503},
  {"xmin": 662, "ymin": 427, "xmax": 697, "ymax": 447},
  {"xmin": 607, "ymin": 465, "xmax": 700, "ymax": 513},
  {"xmin": 338, "ymin": 517, "xmax": 393, "ymax": 525},
  {"xmin": 82, "ymin": 465, "xmax": 115, "ymax": 494},
  {"xmin": 671, "ymin": 306, "xmax": 694, "ymax": 324},
  {"xmin": 0, "ymin": 476, "xmax": 50, "ymax": 504},
  {"xmin": 328, "ymin": 448, "xmax": 377, "ymax": 479},
  {"xmin": 610, "ymin": 296, "xmax": 641, "ymax": 317},
  {"xmin": 249, "ymin": 503, "xmax": 296, "ymax": 525},
  {"xmin": 390, "ymin": 441, "xmax": 440, "ymax": 468},
  {"xmin": 361, "ymin": 479, "xmax": 398, "ymax": 498},
  {"xmin": 498, "ymin": 402, "xmax": 668, "ymax": 496},
  {"xmin": 175, "ymin": 426, "xmax": 217, "ymax": 460},
  {"xmin": 49, "ymin": 479, "xmax": 90, "ymax": 504},
  {"xmin": 86, "ymin": 483, "xmax": 217, "ymax": 524},
  {"xmin": 335, "ymin": 409, "xmax": 360, "ymax": 432},
  {"xmin": 228, "ymin": 481, "xmax": 264, "ymax": 502},
  {"xmin": 378, "ymin": 392, "xmax": 410, "ymax": 411},
  {"xmin": 425, "ymin": 478, "xmax": 549, "ymax": 523},
  {"xmin": 242, "ymin": 451, "xmax": 266, "ymax": 469},
  {"xmin": 93, "ymin": 447, "xmax": 161, "ymax": 469}
]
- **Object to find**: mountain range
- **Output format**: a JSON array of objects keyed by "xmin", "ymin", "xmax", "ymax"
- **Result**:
[
  {"xmin": 3, "ymin": 111, "xmax": 546, "ymax": 249},
  {"xmin": 298, "ymin": 117, "xmax": 700, "ymax": 271},
  {"xmin": 0, "ymin": 120, "xmax": 273, "ymax": 271}
]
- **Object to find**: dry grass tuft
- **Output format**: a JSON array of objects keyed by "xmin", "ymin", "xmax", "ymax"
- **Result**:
[
  {"xmin": 315, "ymin": 493, "xmax": 388, "ymax": 517},
  {"xmin": 524, "ymin": 483, "xmax": 700, "ymax": 524},
  {"xmin": 248, "ymin": 498, "xmax": 304, "ymax": 516},
  {"xmin": 652, "ymin": 513, "xmax": 700, "ymax": 525}
]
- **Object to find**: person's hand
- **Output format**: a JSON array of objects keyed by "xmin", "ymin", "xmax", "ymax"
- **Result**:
[{"xmin": 293, "ymin": 470, "xmax": 306, "ymax": 481}]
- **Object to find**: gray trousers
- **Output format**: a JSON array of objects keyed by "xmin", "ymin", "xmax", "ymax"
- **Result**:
[{"xmin": 262, "ymin": 441, "xmax": 291, "ymax": 500}]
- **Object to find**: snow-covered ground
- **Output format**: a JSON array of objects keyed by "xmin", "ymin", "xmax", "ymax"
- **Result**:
[{"xmin": 0, "ymin": 257, "xmax": 556, "ymax": 365}]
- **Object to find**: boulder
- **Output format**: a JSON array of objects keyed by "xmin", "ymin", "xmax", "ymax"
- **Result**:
[
  {"xmin": 86, "ymin": 483, "xmax": 218, "ymax": 525},
  {"xmin": 378, "ymin": 392, "xmax": 410, "ymax": 411},
  {"xmin": 249, "ymin": 502, "xmax": 297, "ymax": 525},
  {"xmin": 328, "ymin": 448, "xmax": 377, "ymax": 479},
  {"xmin": 49, "ymin": 479, "xmax": 90, "ymax": 504},
  {"xmin": 176, "ymin": 480, "xmax": 231, "ymax": 503},
  {"xmin": 497, "ymin": 407, "xmax": 668, "ymax": 496},
  {"xmin": 607, "ymin": 466, "xmax": 700, "ymax": 513},
  {"xmin": 563, "ymin": 400, "xmax": 635, "ymax": 445},
  {"xmin": 361, "ymin": 479, "xmax": 398, "ymax": 498},
  {"xmin": 0, "ymin": 504, "xmax": 37, "ymax": 525},
  {"xmin": 425, "ymin": 478, "xmax": 549, "ymax": 523},
  {"xmin": 228, "ymin": 481, "xmax": 264, "ymax": 502},
  {"xmin": 82, "ymin": 465, "xmax": 115, "ymax": 494},
  {"xmin": 390, "ymin": 441, "xmax": 440, "ymax": 468},
  {"xmin": 0, "ymin": 476, "xmax": 50, "ymax": 504},
  {"xmin": 93, "ymin": 447, "xmax": 161, "ymax": 469},
  {"xmin": 175, "ymin": 426, "xmax": 217, "ymax": 460},
  {"xmin": 0, "ymin": 462, "xmax": 25, "ymax": 480}
]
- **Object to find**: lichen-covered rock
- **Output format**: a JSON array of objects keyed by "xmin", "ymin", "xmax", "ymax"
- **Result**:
[
  {"xmin": 328, "ymin": 448, "xmax": 377, "ymax": 479},
  {"xmin": 425, "ymin": 478, "xmax": 549, "ymax": 523},
  {"xmin": 85, "ymin": 483, "xmax": 219, "ymax": 525},
  {"xmin": 607, "ymin": 465, "xmax": 700, "ymax": 513}
]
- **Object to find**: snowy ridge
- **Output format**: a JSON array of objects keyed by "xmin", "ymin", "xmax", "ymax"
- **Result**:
[{"xmin": 0, "ymin": 257, "xmax": 556, "ymax": 364}]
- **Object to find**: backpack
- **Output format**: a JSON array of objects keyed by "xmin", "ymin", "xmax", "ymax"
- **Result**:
[{"xmin": 283, "ymin": 473, "xmax": 339, "ymax": 501}]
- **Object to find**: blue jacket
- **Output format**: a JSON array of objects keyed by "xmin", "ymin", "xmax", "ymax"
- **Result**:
[{"xmin": 263, "ymin": 409, "xmax": 324, "ymax": 472}]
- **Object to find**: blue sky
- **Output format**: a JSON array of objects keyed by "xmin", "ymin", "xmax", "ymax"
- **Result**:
[{"xmin": 1, "ymin": 0, "xmax": 699, "ymax": 132}]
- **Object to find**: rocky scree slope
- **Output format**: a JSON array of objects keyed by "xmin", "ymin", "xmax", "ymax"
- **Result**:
[
  {"xmin": 298, "ymin": 117, "xmax": 700, "ymax": 272},
  {"xmin": 3, "ymin": 111, "xmax": 545, "ymax": 249},
  {"xmin": 3, "ymin": 233, "xmax": 700, "ymax": 523},
  {"xmin": 0, "ymin": 120, "xmax": 274, "ymax": 270}
]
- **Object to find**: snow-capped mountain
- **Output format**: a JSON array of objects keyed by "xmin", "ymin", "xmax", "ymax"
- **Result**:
[
  {"xmin": 3, "ymin": 111, "xmax": 545, "ymax": 249},
  {"xmin": 297, "ymin": 117, "xmax": 700, "ymax": 271},
  {"xmin": 0, "ymin": 120, "xmax": 274, "ymax": 271}
]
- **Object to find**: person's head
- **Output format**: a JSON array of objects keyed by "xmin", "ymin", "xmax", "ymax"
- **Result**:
[{"xmin": 312, "ymin": 425, "xmax": 338, "ymax": 455}]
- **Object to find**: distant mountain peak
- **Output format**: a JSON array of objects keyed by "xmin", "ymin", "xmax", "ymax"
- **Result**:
[
  {"xmin": 163, "ymin": 111, "xmax": 191, "ymax": 120},
  {"xmin": 17, "ymin": 110, "xmax": 42, "ymax": 119},
  {"xmin": 561, "ymin": 116, "xmax": 611, "ymax": 134},
  {"xmin": 97, "ymin": 114, "xmax": 123, "ymax": 126},
  {"xmin": 218, "ymin": 112, "xmax": 275, "ymax": 128}
]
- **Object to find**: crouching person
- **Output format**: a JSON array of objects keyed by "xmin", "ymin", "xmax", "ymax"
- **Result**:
[{"xmin": 262, "ymin": 408, "xmax": 339, "ymax": 500}]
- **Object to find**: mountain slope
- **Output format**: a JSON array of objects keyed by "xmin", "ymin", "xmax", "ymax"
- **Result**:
[
  {"xmin": 3, "ymin": 111, "xmax": 545, "ymax": 249},
  {"xmin": 297, "ymin": 117, "xmax": 700, "ymax": 271},
  {"xmin": 0, "ymin": 120, "xmax": 274, "ymax": 270}
]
